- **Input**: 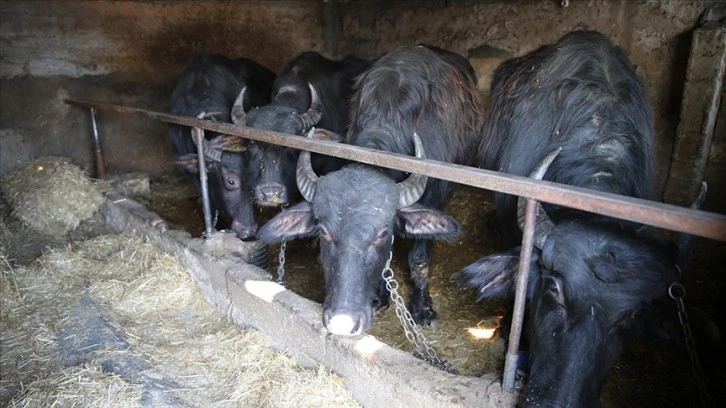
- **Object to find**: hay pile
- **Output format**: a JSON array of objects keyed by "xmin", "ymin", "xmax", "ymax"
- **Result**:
[
  {"xmin": 0, "ymin": 231, "xmax": 359, "ymax": 407},
  {"xmin": 0, "ymin": 159, "xmax": 359, "ymax": 407},
  {"xmin": 0, "ymin": 156, "xmax": 105, "ymax": 235}
]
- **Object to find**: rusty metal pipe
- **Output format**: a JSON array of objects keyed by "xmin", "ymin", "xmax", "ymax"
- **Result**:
[
  {"xmin": 192, "ymin": 123, "xmax": 214, "ymax": 238},
  {"xmin": 503, "ymin": 197, "xmax": 538, "ymax": 391},
  {"xmin": 64, "ymin": 98, "xmax": 726, "ymax": 242},
  {"xmin": 90, "ymin": 108, "xmax": 105, "ymax": 178}
]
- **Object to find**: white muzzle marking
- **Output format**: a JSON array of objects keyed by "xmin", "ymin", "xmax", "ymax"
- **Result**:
[{"xmin": 327, "ymin": 314, "xmax": 361, "ymax": 336}]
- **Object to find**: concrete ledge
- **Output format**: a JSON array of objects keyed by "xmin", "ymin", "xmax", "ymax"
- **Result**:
[{"xmin": 101, "ymin": 192, "xmax": 515, "ymax": 408}]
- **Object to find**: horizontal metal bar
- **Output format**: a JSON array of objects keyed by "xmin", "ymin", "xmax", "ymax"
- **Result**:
[{"xmin": 65, "ymin": 98, "xmax": 726, "ymax": 242}]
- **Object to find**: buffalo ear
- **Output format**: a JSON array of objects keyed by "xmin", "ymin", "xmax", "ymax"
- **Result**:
[
  {"xmin": 172, "ymin": 154, "xmax": 217, "ymax": 174},
  {"xmin": 311, "ymin": 128, "xmax": 344, "ymax": 143},
  {"xmin": 455, "ymin": 247, "xmax": 524, "ymax": 299},
  {"xmin": 394, "ymin": 203, "xmax": 460, "ymax": 240},
  {"xmin": 173, "ymin": 154, "xmax": 200, "ymax": 173},
  {"xmin": 208, "ymin": 134, "xmax": 247, "ymax": 152},
  {"xmin": 256, "ymin": 201, "xmax": 317, "ymax": 243}
]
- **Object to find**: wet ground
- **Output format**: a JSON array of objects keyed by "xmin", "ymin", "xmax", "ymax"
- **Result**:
[{"xmin": 148, "ymin": 174, "xmax": 726, "ymax": 407}]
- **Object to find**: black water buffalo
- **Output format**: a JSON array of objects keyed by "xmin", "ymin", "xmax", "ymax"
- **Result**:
[
  {"xmin": 257, "ymin": 45, "xmax": 484, "ymax": 335},
  {"xmin": 231, "ymin": 52, "xmax": 369, "ymax": 207},
  {"xmin": 457, "ymin": 31, "xmax": 692, "ymax": 406},
  {"xmin": 169, "ymin": 54, "xmax": 275, "ymax": 240}
]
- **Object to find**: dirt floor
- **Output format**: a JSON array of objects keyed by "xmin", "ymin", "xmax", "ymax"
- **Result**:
[
  {"xmin": 0, "ymin": 185, "xmax": 360, "ymax": 407},
  {"xmin": 145, "ymin": 174, "xmax": 726, "ymax": 408},
  {"xmin": 3, "ymin": 169, "xmax": 723, "ymax": 407}
]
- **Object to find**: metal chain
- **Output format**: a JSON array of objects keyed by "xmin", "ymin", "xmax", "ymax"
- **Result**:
[
  {"xmin": 275, "ymin": 203, "xmax": 288, "ymax": 284},
  {"xmin": 668, "ymin": 282, "xmax": 711, "ymax": 407},
  {"xmin": 276, "ymin": 239, "xmax": 287, "ymax": 284},
  {"xmin": 381, "ymin": 235, "xmax": 458, "ymax": 374}
]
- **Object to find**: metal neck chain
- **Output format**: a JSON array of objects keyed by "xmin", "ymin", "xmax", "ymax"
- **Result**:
[
  {"xmin": 668, "ymin": 281, "xmax": 711, "ymax": 407},
  {"xmin": 276, "ymin": 239, "xmax": 287, "ymax": 284},
  {"xmin": 381, "ymin": 235, "xmax": 457, "ymax": 374},
  {"xmin": 275, "ymin": 203, "xmax": 288, "ymax": 284}
]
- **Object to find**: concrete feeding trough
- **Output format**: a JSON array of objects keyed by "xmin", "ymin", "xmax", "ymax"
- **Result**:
[
  {"xmin": 71, "ymin": 98, "xmax": 726, "ymax": 407},
  {"xmin": 101, "ymin": 190, "xmax": 515, "ymax": 408}
]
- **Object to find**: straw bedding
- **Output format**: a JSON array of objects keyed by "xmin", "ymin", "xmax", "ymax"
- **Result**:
[
  {"xmin": 0, "ymin": 156, "xmax": 105, "ymax": 236},
  {"xmin": 0, "ymin": 157, "xmax": 359, "ymax": 407}
]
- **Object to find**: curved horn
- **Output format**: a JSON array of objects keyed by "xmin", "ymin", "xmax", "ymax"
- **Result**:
[
  {"xmin": 397, "ymin": 133, "xmax": 428, "ymax": 209},
  {"xmin": 202, "ymin": 140, "xmax": 222, "ymax": 163},
  {"xmin": 189, "ymin": 111, "xmax": 223, "ymax": 163},
  {"xmin": 296, "ymin": 128, "xmax": 320, "ymax": 202},
  {"xmin": 231, "ymin": 86, "xmax": 248, "ymax": 125},
  {"xmin": 517, "ymin": 147, "xmax": 560, "ymax": 249},
  {"xmin": 296, "ymin": 83, "xmax": 323, "ymax": 131}
]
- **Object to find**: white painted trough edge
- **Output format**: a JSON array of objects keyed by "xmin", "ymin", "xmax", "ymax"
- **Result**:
[{"xmin": 101, "ymin": 192, "xmax": 516, "ymax": 408}]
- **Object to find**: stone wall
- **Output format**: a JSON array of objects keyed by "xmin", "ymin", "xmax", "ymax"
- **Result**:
[
  {"xmin": 0, "ymin": 0, "xmax": 323, "ymax": 177},
  {"xmin": 2, "ymin": 0, "xmax": 722, "ymax": 211},
  {"xmin": 337, "ymin": 0, "xmax": 710, "ymax": 205}
]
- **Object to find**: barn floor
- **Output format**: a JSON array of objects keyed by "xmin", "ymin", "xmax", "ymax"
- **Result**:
[
  {"xmin": 0, "ymin": 191, "xmax": 360, "ymax": 407},
  {"xmin": 145, "ymin": 173, "xmax": 726, "ymax": 408},
  {"xmin": 2, "ymin": 170, "xmax": 723, "ymax": 407}
]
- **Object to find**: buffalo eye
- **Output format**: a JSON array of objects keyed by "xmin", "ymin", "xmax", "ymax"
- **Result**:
[
  {"xmin": 372, "ymin": 228, "xmax": 391, "ymax": 246},
  {"xmin": 542, "ymin": 275, "xmax": 561, "ymax": 298},
  {"xmin": 542, "ymin": 275, "xmax": 565, "ymax": 307},
  {"xmin": 545, "ymin": 277, "xmax": 559, "ymax": 294},
  {"xmin": 225, "ymin": 176, "xmax": 240, "ymax": 189},
  {"xmin": 318, "ymin": 225, "xmax": 332, "ymax": 241}
]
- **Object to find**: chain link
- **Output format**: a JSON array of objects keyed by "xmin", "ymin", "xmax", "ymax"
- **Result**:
[
  {"xmin": 381, "ymin": 235, "xmax": 458, "ymax": 374},
  {"xmin": 276, "ymin": 239, "xmax": 287, "ymax": 284},
  {"xmin": 275, "ymin": 203, "xmax": 289, "ymax": 284},
  {"xmin": 669, "ymin": 282, "xmax": 711, "ymax": 407}
]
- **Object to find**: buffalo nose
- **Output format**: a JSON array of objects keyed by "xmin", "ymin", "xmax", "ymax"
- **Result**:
[
  {"xmin": 324, "ymin": 310, "xmax": 364, "ymax": 336},
  {"xmin": 255, "ymin": 183, "xmax": 288, "ymax": 206},
  {"xmin": 232, "ymin": 221, "xmax": 257, "ymax": 241}
]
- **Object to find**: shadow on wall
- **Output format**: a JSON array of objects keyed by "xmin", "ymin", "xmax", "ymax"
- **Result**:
[
  {"xmin": 0, "ymin": 16, "xmax": 298, "ymax": 179},
  {"xmin": 138, "ymin": 10, "xmax": 303, "ymax": 77}
]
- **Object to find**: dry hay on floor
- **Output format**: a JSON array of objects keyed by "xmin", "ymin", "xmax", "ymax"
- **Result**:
[
  {"xmin": 0, "ymin": 156, "xmax": 106, "ymax": 236},
  {"xmin": 0, "ymin": 231, "xmax": 359, "ymax": 407}
]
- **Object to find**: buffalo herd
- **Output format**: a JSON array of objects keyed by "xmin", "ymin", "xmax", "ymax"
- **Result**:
[{"xmin": 167, "ymin": 31, "xmax": 715, "ymax": 407}]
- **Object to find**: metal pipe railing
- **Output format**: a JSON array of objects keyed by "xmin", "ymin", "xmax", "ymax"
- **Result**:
[
  {"xmin": 90, "ymin": 108, "xmax": 105, "ymax": 178},
  {"xmin": 65, "ymin": 98, "xmax": 726, "ymax": 241},
  {"xmin": 503, "ymin": 197, "xmax": 539, "ymax": 390},
  {"xmin": 66, "ymin": 97, "xmax": 726, "ymax": 397},
  {"xmin": 192, "ymin": 123, "xmax": 215, "ymax": 238}
]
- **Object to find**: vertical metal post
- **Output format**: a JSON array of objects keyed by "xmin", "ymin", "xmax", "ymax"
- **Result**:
[
  {"xmin": 503, "ymin": 197, "xmax": 539, "ymax": 392},
  {"xmin": 90, "ymin": 108, "xmax": 106, "ymax": 178},
  {"xmin": 193, "ymin": 125, "xmax": 214, "ymax": 238}
]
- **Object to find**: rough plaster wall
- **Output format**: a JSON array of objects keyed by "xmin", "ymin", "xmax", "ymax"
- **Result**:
[
  {"xmin": 0, "ymin": 0, "xmax": 324, "ymax": 177},
  {"xmin": 0, "ymin": 0, "xmax": 713, "ymax": 205},
  {"xmin": 704, "ymin": 76, "xmax": 726, "ymax": 212},
  {"xmin": 339, "ymin": 0, "xmax": 705, "ymax": 201}
]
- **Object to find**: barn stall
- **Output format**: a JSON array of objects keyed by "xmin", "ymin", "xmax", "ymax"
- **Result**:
[{"xmin": 1, "ymin": 1, "xmax": 725, "ymax": 407}]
